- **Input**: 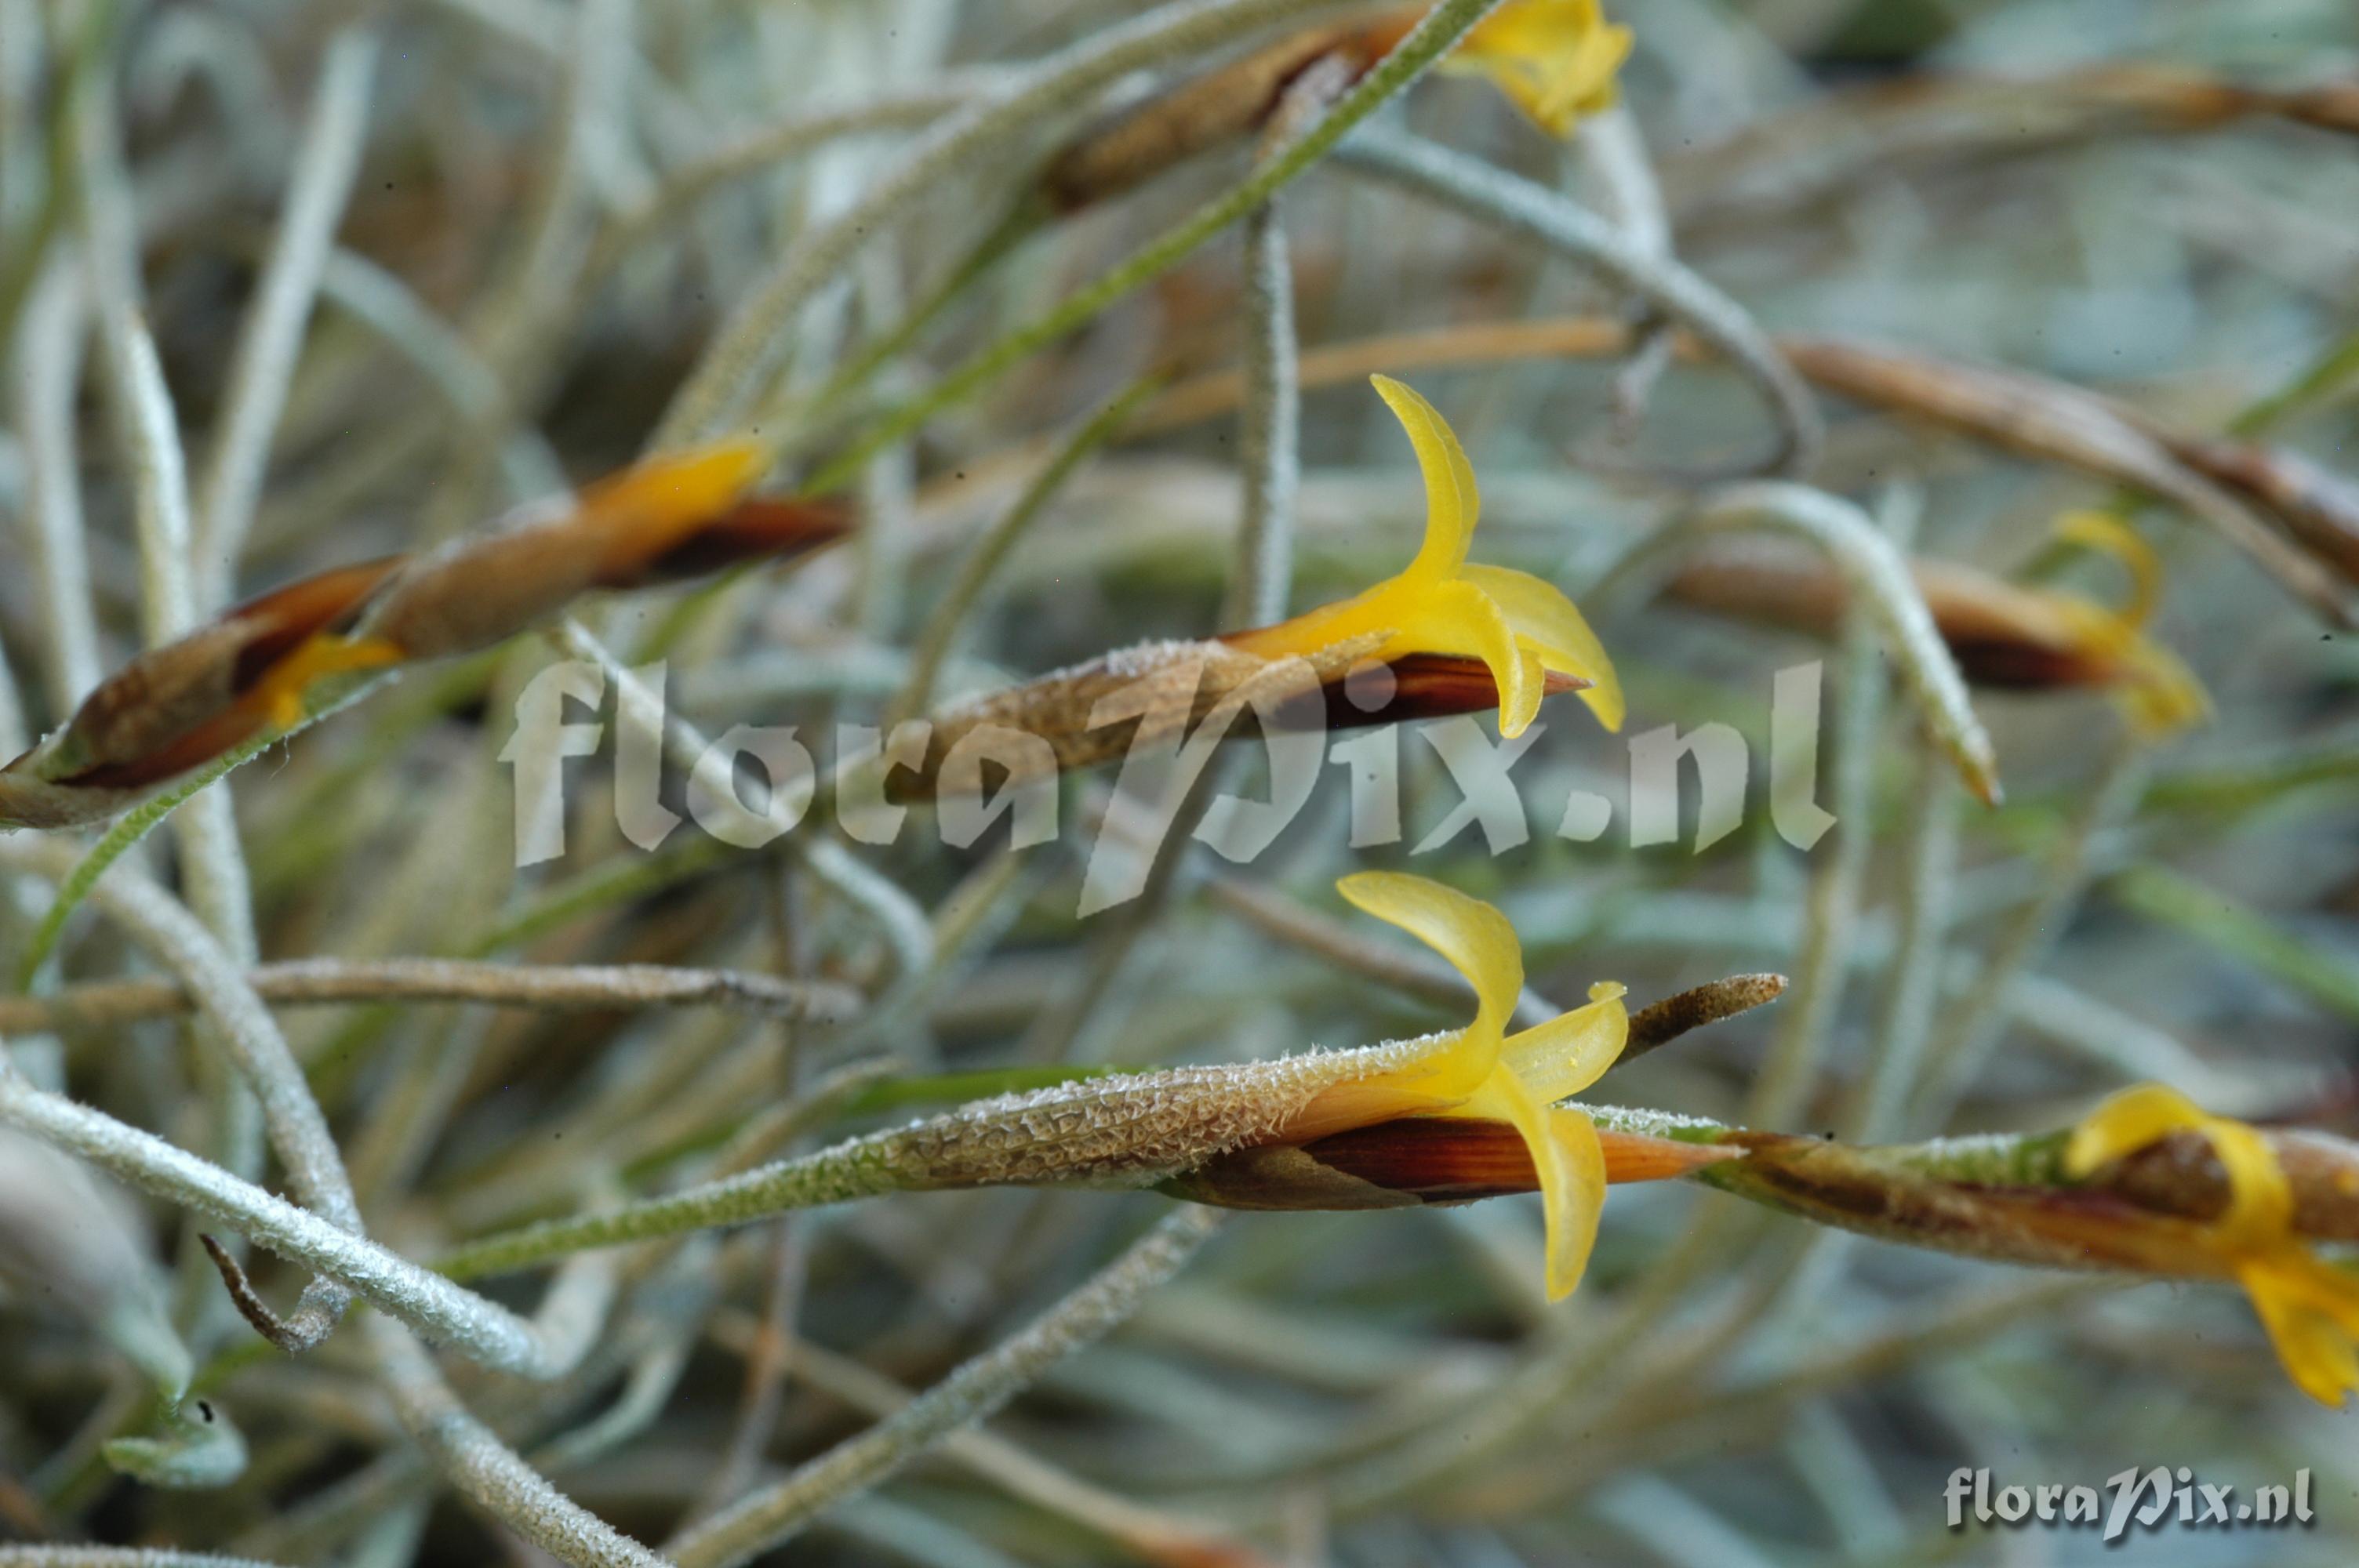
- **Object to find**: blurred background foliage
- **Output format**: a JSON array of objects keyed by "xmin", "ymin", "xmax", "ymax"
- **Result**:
[{"xmin": 2, "ymin": 0, "xmax": 2357, "ymax": 1563}]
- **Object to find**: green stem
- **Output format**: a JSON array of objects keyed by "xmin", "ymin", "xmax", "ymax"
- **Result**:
[
  {"xmin": 436, "ymin": 1134, "xmax": 913, "ymax": 1279},
  {"xmin": 16, "ymin": 732, "xmax": 273, "ymax": 991},
  {"xmin": 2111, "ymin": 862, "xmax": 2359, "ymax": 1020},
  {"xmin": 889, "ymin": 370, "xmax": 1165, "ymax": 724},
  {"xmin": 801, "ymin": 0, "xmax": 1507, "ymax": 495}
]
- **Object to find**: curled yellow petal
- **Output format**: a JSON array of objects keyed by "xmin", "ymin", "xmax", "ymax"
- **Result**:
[
  {"xmin": 2243, "ymin": 1254, "xmax": 2359, "ymax": 1407},
  {"xmin": 2052, "ymin": 510, "xmax": 2161, "ymax": 630},
  {"xmin": 2034, "ymin": 510, "xmax": 2208, "ymax": 735},
  {"xmin": 1462, "ymin": 1073, "xmax": 1609, "ymax": 1298},
  {"xmin": 2063, "ymin": 1083, "xmax": 2213, "ymax": 1180},
  {"xmin": 1461, "ymin": 564, "xmax": 1624, "ymax": 732},
  {"xmin": 1499, "ymin": 980, "xmax": 1627, "ymax": 1105},
  {"xmin": 1444, "ymin": 0, "xmax": 1632, "ymax": 139},
  {"xmin": 2067, "ymin": 1083, "xmax": 2288, "ymax": 1243},
  {"xmin": 1335, "ymin": 874, "xmax": 1620, "ymax": 1298},
  {"xmin": 2047, "ymin": 598, "xmax": 2212, "ymax": 736},
  {"xmin": 1370, "ymin": 374, "xmax": 1478, "ymax": 582},
  {"xmin": 2068, "ymin": 1083, "xmax": 2359, "ymax": 1406},
  {"xmin": 1291, "ymin": 872, "xmax": 1522, "ymax": 1125},
  {"xmin": 1336, "ymin": 871, "xmax": 1521, "ymax": 1044}
]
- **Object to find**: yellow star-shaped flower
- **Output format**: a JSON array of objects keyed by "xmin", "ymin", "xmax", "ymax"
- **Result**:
[
  {"xmin": 1443, "ymin": 0, "xmax": 1634, "ymax": 139},
  {"xmin": 2070, "ymin": 1083, "xmax": 2359, "ymax": 1406},
  {"xmin": 1224, "ymin": 376, "xmax": 1622, "ymax": 739},
  {"xmin": 1280, "ymin": 872, "xmax": 1629, "ymax": 1298}
]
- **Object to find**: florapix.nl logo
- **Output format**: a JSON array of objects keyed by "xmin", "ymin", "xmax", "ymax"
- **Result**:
[
  {"xmin": 1945, "ymin": 1466, "xmax": 2315, "ymax": 1544},
  {"xmin": 500, "ymin": 653, "xmax": 1847, "ymax": 913}
]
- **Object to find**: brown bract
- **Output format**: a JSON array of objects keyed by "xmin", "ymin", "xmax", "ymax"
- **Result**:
[
  {"xmin": 1708, "ymin": 1126, "xmax": 2359, "ymax": 1276},
  {"xmin": 1172, "ymin": 1119, "xmax": 1737, "ymax": 1211},
  {"xmin": 0, "ymin": 445, "xmax": 852, "ymax": 833},
  {"xmin": 888, "ymin": 636, "xmax": 1590, "ymax": 802},
  {"xmin": 2, "ymin": 559, "xmax": 400, "ymax": 808},
  {"xmin": 1666, "ymin": 545, "xmax": 2148, "ymax": 691},
  {"xmin": 1779, "ymin": 334, "xmax": 2359, "ymax": 622},
  {"xmin": 1040, "ymin": 15, "xmax": 1415, "ymax": 211},
  {"xmin": 361, "ymin": 493, "xmax": 848, "ymax": 663}
]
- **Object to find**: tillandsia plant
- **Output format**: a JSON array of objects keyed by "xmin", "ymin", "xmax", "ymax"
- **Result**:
[
  {"xmin": 1667, "ymin": 506, "xmax": 2212, "ymax": 733},
  {"xmin": 7, "ymin": 0, "xmax": 2359, "ymax": 1563},
  {"xmin": 895, "ymin": 376, "xmax": 1619, "ymax": 797},
  {"xmin": 428, "ymin": 875, "xmax": 2359, "ymax": 1407},
  {"xmin": 1041, "ymin": 0, "xmax": 1632, "ymax": 209},
  {"xmin": 0, "ymin": 444, "xmax": 849, "ymax": 831}
]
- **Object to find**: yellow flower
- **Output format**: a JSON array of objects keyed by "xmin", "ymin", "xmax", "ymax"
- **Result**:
[
  {"xmin": 1224, "ymin": 376, "xmax": 1622, "ymax": 739},
  {"xmin": 2041, "ymin": 510, "xmax": 2209, "ymax": 735},
  {"xmin": 2068, "ymin": 1083, "xmax": 2359, "ymax": 1407},
  {"xmin": 1442, "ymin": 0, "xmax": 1633, "ymax": 138},
  {"xmin": 1280, "ymin": 872, "xmax": 1628, "ymax": 1298}
]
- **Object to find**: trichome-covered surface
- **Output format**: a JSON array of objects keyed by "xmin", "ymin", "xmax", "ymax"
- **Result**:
[{"xmin": 1, "ymin": 0, "xmax": 2357, "ymax": 1564}]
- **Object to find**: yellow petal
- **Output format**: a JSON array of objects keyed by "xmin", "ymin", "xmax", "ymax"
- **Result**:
[
  {"xmin": 2048, "ymin": 597, "xmax": 2211, "ymax": 736},
  {"xmin": 1337, "ymin": 872, "xmax": 1523, "ymax": 1044},
  {"xmin": 2064, "ymin": 1083, "xmax": 2204, "ymax": 1175},
  {"xmin": 2052, "ymin": 510, "xmax": 2161, "ymax": 629},
  {"xmin": 579, "ymin": 437, "xmax": 770, "ymax": 557},
  {"xmin": 2037, "ymin": 510, "xmax": 2208, "ymax": 734},
  {"xmin": 1461, "ymin": 563, "xmax": 1624, "ymax": 732},
  {"xmin": 1443, "ymin": 0, "xmax": 1633, "ymax": 138},
  {"xmin": 2067, "ymin": 1083, "xmax": 2359, "ymax": 1404},
  {"xmin": 1370, "ymin": 374, "xmax": 1478, "ymax": 583},
  {"xmin": 2242, "ymin": 1258, "xmax": 2359, "ymax": 1408},
  {"xmin": 2066, "ymin": 1084, "xmax": 2288, "ymax": 1243},
  {"xmin": 1414, "ymin": 579, "xmax": 1539, "ymax": 735},
  {"xmin": 1500, "ymin": 981, "xmax": 1627, "ymax": 1104},
  {"xmin": 249, "ymin": 635, "xmax": 405, "ymax": 731},
  {"xmin": 1463, "ymin": 1074, "xmax": 1608, "ymax": 1299}
]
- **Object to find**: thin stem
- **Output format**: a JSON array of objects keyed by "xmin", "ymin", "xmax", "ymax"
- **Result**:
[
  {"xmin": 1333, "ymin": 129, "xmax": 1822, "ymax": 481},
  {"xmin": 3, "ymin": 836, "xmax": 351, "ymax": 1345},
  {"xmin": 801, "ymin": 0, "xmax": 1507, "ymax": 494},
  {"xmin": 434, "ymin": 1133, "xmax": 912, "ymax": 1280},
  {"xmin": 366, "ymin": 1316, "xmax": 667, "ymax": 1568},
  {"xmin": 0, "ymin": 637, "xmax": 24, "ymax": 760},
  {"xmin": 194, "ymin": 31, "xmax": 379, "ymax": 611},
  {"xmin": 2110, "ymin": 862, "xmax": 2359, "ymax": 1020},
  {"xmin": 1740, "ymin": 591, "xmax": 1881, "ymax": 1129},
  {"xmin": 653, "ymin": 0, "xmax": 1355, "ymax": 446},
  {"xmin": 1744, "ymin": 482, "xmax": 1914, "ymax": 1128},
  {"xmin": 663, "ymin": 1208, "xmax": 1221, "ymax": 1568},
  {"xmin": 1845, "ymin": 754, "xmax": 1959, "ymax": 1141},
  {"xmin": 89, "ymin": 298, "xmax": 268, "ymax": 1185},
  {"xmin": 0, "ymin": 844, "xmax": 354, "ymax": 1232},
  {"xmin": 0, "ymin": 1552, "xmax": 293, "ymax": 1568},
  {"xmin": 0, "ymin": 958, "xmax": 861, "ymax": 1035},
  {"xmin": 15, "ymin": 731, "xmax": 276, "ymax": 991},
  {"xmin": 769, "ymin": 1334, "xmax": 1261, "ymax": 1566},
  {"xmin": 1612, "ymin": 481, "xmax": 2002, "ymax": 807},
  {"xmin": 1224, "ymin": 200, "xmax": 1299, "ymax": 629},
  {"xmin": 581, "ymin": 78, "xmax": 989, "ymax": 299},
  {"xmin": 0, "ymin": 1073, "xmax": 579, "ymax": 1378},
  {"xmin": 1910, "ymin": 731, "xmax": 2146, "ymax": 1122},
  {"xmin": 552, "ymin": 619, "xmax": 933, "ymax": 979},
  {"xmin": 11, "ymin": 257, "xmax": 104, "ymax": 713},
  {"xmin": 891, "ymin": 374, "xmax": 1163, "ymax": 724}
]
